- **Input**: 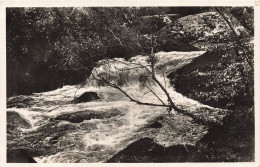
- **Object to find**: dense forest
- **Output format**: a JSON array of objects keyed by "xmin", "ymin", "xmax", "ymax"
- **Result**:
[
  {"xmin": 7, "ymin": 7, "xmax": 254, "ymax": 163},
  {"xmin": 7, "ymin": 7, "xmax": 253, "ymax": 97}
]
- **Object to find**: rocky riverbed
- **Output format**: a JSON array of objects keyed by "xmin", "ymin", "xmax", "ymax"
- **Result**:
[{"xmin": 7, "ymin": 51, "xmax": 230, "ymax": 163}]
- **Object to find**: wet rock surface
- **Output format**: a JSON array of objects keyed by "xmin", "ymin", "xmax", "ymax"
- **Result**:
[
  {"xmin": 7, "ymin": 95, "xmax": 35, "ymax": 108},
  {"xmin": 147, "ymin": 121, "xmax": 163, "ymax": 129},
  {"xmin": 54, "ymin": 109, "xmax": 123, "ymax": 123},
  {"xmin": 7, "ymin": 111, "xmax": 31, "ymax": 131},
  {"xmin": 6, "ymin": 86, "xmax": 211, "ymax": 162},
  {"xmin": 7, "ymin": 120, "xmax": 79, "ymax": 157},
  {"xmin": 73, "ymin": 92, "xmax": 100, "ymax": 103}
]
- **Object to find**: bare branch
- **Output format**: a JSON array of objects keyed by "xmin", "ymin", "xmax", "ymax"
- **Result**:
[
  {"xmin": 145, "ymin": 85, "xmax": 166, "ymax": 105},
  {"xmin": 92, "ymin": 62, "xmax": 221, "ymax": 126},
  {"xmin": 144, "ymin": 90, "xmax": 152, "ymax": 95},
  {"xmin": 150, "ymin": 73, "xmax": 212, "ymax": 125},
  {"xmin": 112, "ymin": 58, "xmax": 153, "ymax": 75},
  {"xmin": 161, "ymin": 69, "xmax": 167, "ymax": 90},
  {"xmin": 114, "ymin": 65, "xmax": 145, "ymax": 71},
  {"xmin": 92, "ymin": 69, "xmax": 170, "ymax": 108},
  {"xmin": 108, "ymin": 28, "xmax": 123, "ymax": 46}
]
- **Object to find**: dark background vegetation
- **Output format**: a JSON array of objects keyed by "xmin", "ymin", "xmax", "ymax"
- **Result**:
[{"xmin": 7, "ymin": 7, "xmax": 253, "ymax": 97}]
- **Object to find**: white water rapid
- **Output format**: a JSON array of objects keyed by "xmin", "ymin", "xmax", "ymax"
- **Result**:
[{"xmin": 7, "ymin": 51, "xmax": 226, "ymax": 163}]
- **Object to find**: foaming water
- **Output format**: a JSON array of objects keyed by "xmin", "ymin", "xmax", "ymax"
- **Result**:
[{"xmin": 8, "ymin": 51, "xmax": 215, "ymax": 163}]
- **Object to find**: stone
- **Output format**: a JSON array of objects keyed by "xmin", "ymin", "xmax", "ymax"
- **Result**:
[
  {"xmin": 55, "ymin": 109, "xmax": 122, "ymax": 123},
  {"xmin": 44, "ymin": 136, "xmax": 60, "ymax": 144},
  {"xmin": 73, "ymin": 92, "xmax": 100, "ymax": 103},
  {"xmin": 7, "ymin": 111, "xmax": 31, "ymax": 131},
  {"xmin": 7, "ymin": 95, "xmax": 34, "ymax": 108},
  {"xmin": 107, "ymin": 137, "xmax": 195, "ymax": 162},
  {"xmin": 175, "ymin": 12, "xmax": 248, "ymax": 44},
  {"xmin": 147, "ymin": 121, "xmax": 163, "ymax": 128}
]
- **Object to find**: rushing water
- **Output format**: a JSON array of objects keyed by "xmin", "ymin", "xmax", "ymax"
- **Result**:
[{"xmin": 7, "ymin": 51, "xmax": 225, "ymax": 163}]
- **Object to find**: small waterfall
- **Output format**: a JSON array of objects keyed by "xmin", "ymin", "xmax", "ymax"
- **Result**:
[
  {"xmin": 88, "ymin": 51, "xmax": 204, "ymax": 89},
  {"xmin": 87, "ymin": 56, "xmax": 150, "ymax": 88},
  {"xmin": 87, "ymin": 51, "xmax": 205, "ymax": 104}
]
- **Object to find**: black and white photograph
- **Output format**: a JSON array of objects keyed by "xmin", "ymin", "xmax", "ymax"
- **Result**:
[{"xmin": 2, "ymin": 2, "xmax": 258, "ymax": 164}]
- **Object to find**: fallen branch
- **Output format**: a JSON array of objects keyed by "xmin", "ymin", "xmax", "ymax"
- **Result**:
[{"xmin": 92, "ymin": 67, "xmax": 222, "ymax": 127}]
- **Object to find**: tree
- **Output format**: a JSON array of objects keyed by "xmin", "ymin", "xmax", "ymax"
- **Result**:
[{"xmin": 79, "ymin": 7, "xmax": 254, "ymax": 127}]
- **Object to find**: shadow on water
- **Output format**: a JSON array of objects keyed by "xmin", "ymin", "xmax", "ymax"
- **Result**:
[{"xmin": 7, "ymin": 149, "xmax": 36, "ymax": 163}]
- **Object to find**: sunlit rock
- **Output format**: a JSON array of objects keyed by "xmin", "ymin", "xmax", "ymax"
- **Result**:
[{"xmin": 175, "ymin": 12, "xmax": 248, "ymax": 44}]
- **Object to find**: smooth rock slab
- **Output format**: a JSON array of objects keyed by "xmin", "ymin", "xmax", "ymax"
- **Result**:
[{"xmin": 54, "ymin": 109, "xmax": 123, "ymax": 123}]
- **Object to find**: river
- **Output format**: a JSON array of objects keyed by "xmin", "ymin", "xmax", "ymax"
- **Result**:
[{"xmin": 7, "ymin": 51, "xmax": 226, "ymax": 162}]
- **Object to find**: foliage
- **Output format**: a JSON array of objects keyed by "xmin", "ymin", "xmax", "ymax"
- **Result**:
[{"xmin": 227, "ymin": 7, "xmax": 254, "ymax": 35}]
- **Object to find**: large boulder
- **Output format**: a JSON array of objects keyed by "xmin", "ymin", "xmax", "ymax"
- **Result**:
[
  {"xmin": 175, "ymin": 12, "xmax": 249, "ymax": 44},
  {"xmin": 156, "ymin": 30, "xmax": 200, "ymax": 51},
  {"xmin": 107, "ymin": 137, "xmax": 195, "ymax": 162},
  {"xmin": 170, "ymin": 38, "xmax": 253, "ymax": 110},
  {"xmin": 168, "ymin": 38, "xmax": 254, "ymax": 162}
]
